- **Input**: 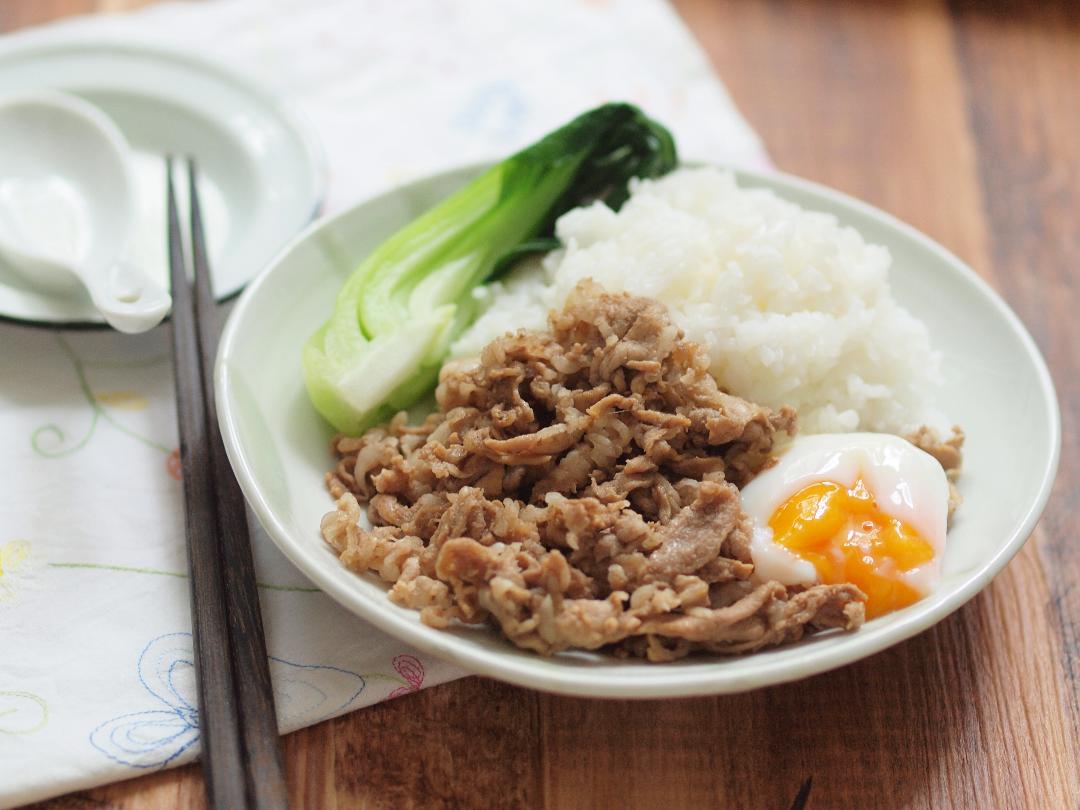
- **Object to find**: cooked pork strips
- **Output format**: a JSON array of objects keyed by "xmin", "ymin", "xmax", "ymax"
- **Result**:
[{"xmin": 321, "ymin": 281, "xmax": 866, "ymax": 661}]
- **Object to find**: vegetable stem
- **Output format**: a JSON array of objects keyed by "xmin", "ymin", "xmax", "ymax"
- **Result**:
[{"xmin": 304, "ymin": 103, "xmax": 677, "ymax": 435}]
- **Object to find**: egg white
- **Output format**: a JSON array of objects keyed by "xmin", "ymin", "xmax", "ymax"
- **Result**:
[{"xmin": 741, "ymin": 433, "xmax": 950, "ymax": 596}]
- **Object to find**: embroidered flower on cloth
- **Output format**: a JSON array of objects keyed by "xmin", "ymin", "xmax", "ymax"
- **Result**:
[
  {"xmin": 0, "ymin": 540, "xmax": 34, "ymax": 603},
  {"xmin": 385, "ymin": 654, "xmax": 425, "ymax": 700},
  {"xmin": 89, "ymin": 633, "xmax": 368, "ymax": 769},
  {"xmin": 0, "ymin": 691, "xmax": 48, "ymax": 735}
]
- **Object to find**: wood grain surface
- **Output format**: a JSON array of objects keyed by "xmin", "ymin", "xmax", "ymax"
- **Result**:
[{"xmin": 7, "ymin": 0, "xmax": 1078, "ymax": 808}]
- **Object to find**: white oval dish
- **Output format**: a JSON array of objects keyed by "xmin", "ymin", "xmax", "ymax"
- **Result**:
[
  {"xmin": 217, "ymin": 164, "xmax": 1060, "ymax": 698},
  {"xmin": 0, "ymin": 37, "xmax": 326, "ymax": 327}
]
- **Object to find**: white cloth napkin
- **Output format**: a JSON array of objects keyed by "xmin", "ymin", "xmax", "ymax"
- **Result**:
[{"xmin": 0, "ymin": 1, "xmax": 767, "ymax": 805}]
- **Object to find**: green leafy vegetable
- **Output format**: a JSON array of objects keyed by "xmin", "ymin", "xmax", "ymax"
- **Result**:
[{"xmin": 303, "ymin": 102, "xmax": 677, "ymax": 435}]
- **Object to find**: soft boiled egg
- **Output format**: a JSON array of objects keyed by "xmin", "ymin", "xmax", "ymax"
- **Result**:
[{"xmin": 740, "ymin": 433, "xmax": 950, "ymax": 619}]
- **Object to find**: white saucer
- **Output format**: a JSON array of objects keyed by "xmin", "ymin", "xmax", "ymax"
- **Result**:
[{"xmin": 0, "ymin": 37, "xmax": 326, "ymax": 327}]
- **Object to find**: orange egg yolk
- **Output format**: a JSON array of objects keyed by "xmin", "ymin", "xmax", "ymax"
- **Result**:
[{"xmin": 768, "ymin": 478, "xmax": 935, "ymax": 619}]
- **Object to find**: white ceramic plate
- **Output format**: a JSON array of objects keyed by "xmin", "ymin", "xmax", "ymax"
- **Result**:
[
  {"xmin": 217, "ymin": 164, "xmax": 1060, "ymax": 698},
  {"xmin": 0, "ymin": 38, "xmax": 325, "ymax": 327}
]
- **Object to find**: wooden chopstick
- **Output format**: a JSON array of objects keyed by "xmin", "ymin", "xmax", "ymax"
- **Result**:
[
  {"xmin": 187, "ymin": 158, "xmax": 289, "ymax": 808},
  {"xmin": 166, "ymin": 156, "xmax": 288, "ymax": 809},
  {"xmin": 166, "ymin": 156, "xmax": 248, "ymax": 808}
]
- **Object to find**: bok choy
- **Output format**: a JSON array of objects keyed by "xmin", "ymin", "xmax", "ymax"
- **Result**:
[{"xmin": 303, "ymin": 103, "xmax": 677, "ymax": 435}]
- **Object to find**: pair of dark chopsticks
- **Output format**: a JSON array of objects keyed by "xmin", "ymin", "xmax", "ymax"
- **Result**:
[{"xmin": 166, "ymin": 156, "xmax": 288, "ymax": 809}]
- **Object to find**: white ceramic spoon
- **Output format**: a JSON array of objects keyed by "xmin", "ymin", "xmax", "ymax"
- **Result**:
[{"xmin": 0, "ymin": 91, "xmax": 170, "ymax": 333}]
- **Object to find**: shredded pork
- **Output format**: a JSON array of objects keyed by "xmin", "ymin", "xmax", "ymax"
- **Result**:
[
  {"xmin": 904, "ymin": 425, "xmax": 965, "ymax": 518},
  {"xmin": 322, "ymin": 281, "xmax": 866, "ymax": 661}
]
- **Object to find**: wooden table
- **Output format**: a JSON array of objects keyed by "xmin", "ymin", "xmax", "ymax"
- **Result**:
[{"xmin": 10, "ymin": 1, "xmax": 1077, "ymax": 807}]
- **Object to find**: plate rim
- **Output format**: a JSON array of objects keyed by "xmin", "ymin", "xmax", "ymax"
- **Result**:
[
  {"xmin": 0, "ymin": 34, "xmax": 328, "ymax": 328},
  {"xmin": 217, "ymin": 161, "xmax": 1062, "ymax": 698}
]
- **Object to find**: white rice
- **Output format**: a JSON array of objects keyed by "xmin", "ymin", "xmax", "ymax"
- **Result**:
[{"xmin": 451, "ymin": 167, "xmax": 943, "ymax": 435}]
